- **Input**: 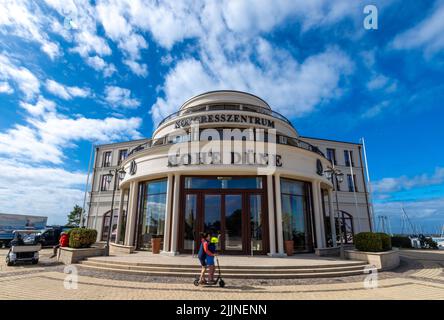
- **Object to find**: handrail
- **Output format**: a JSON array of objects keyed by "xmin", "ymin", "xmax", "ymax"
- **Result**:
[
  {"xmin": 127, "ymin": 132, "xmax": 326, "ymax": 159},
  {"xmin": 157, "ymin": 103, "xmax": 294, "ymax": 128}
]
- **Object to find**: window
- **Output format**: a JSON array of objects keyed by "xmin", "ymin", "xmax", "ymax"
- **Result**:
[
  {"xmin": 326, "ymin": 148, "xmax": 336, "ymax": 165},
  {"xmin": 184, "ymin": 177, "xmax": 263, "ymax": 189},
  {"xmin": 137, "ymin": 179, "xmax": 168, "ymax": 250},
  {"xmin": 118, "ymin": 149, "xmax": 128, "ymax": 165},
  {"xmin": 101, "ymin": 210, "xmax": 119, "ymax": 241},
  {"xmin": 280, "ymin": 179, "xmax": 313, "ymax": 252},
  {"xmin": 100, "ymin": 175, "xmax": 111, "ymax": 191},
  {"xmin": 344, "ymin": 150, "xmax": 354, "ymax": 167},
  {"xmin": 335, "ymin": 211, "xmax": 354, "ymax": 244},
  {"xmin": 102, "ymin": 151, "xmax": 112, "ymax": 167},
  {"xmin": 347, "ymin": 174, "xmax": 358, "ymax": 192}
]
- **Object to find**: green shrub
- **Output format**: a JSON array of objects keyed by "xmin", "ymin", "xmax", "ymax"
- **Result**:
[
  {"xmin": 354, "ymin": 232, "xmax": 392, "ymax": 252},
  {"xmin": 68, "ymin": 228, "xmax": 97, "ymax": 248},
  {"xmin": 391, "ymin": 236, "xmax": 412, "ymax": 248}
]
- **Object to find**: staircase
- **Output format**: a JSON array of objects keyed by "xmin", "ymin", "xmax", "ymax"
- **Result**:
[{"xmin": 78, "ymin": 257, "xmax": 370, "ymax": 279}]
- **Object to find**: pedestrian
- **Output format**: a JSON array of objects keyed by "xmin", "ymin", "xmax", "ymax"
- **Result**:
[
  {"xmin": 50, "ymin": 231, "xmax": 69, "ymax": 259},
  {"xmin": 197, "ymin": 232, "xmax": 213, "ymax": 284}
]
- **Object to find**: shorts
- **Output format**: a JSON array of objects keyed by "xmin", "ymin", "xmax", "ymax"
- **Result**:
[
  {"xmin": 199, "ymin": 257, "xmax": 207, "ymax": 267},
  {"xmin": 206, "ymin": 255, "xmax": 215, "ymax": 266}
]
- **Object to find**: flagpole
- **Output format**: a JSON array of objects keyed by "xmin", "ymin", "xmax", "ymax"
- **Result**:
[
  {"xmin": 81, "ymin": 142, "xmax": 95, "ymax": 227},
  {"xmin": 361, "ymin": 137, "xmax": 375, "ymax": 231},
  {"xmin": 348, "ymin": 150, "xmax": 361, "ymax": 233}
]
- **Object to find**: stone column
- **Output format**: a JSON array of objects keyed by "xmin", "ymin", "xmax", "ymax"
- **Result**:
[
  {"xmin": 124, "ymin": 181, "xmax": 138, "ymax": 246},
  {"xmin": 169, "ymin": 173, "xmax": 181, "ymax": 255},
  {"xmin": 266, "ymin": 174, "xmax": 276, "ymax": 256},
  {"xmin": 274, "ymin": 174, "xmax": 284, "ymax": 255},
  {"xmin": 115, "ymin": 189, "xmax": 125, "ymax": 244},
  {"xmin": 327, "ymin": 189, "xmax": 337, "ymax": 247},
  {"xmin": 162, "ymin": 174, "xmax": 174, "ymax": 253},
  {"xmin": 312, "ymin": 181, "xmax": 326, "ymax": 249}
]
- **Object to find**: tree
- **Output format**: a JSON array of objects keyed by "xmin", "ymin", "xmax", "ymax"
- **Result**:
[{"xmin": 67, "ymin": 205, "xmax": 83, "ymax": 227}]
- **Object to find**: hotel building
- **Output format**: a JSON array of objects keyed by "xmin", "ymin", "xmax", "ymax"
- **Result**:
[{"xmin": 86, "ymin": 91, "xmax": 373, "ymax": 256}]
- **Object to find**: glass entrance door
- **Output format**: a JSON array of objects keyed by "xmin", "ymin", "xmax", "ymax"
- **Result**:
[
  {"xmin": 180, "ymin": 176, "xmax": 267, "ymax": 254},
  {"xmin": 223, "ymin": 194, "xmax": 243, "ymax": 252}
]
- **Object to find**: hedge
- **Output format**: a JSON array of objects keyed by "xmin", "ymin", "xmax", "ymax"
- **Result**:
[
  {"xmin": 68, "ymin": 228, "xmax": 97, "ymax": 248},
  {"xmin": 391, "ymin": 236, "xmax": 412, "ymax": 248},
  {"xmin": 354, "ymin": 232, "xmax": 392, "ymax": 252}
]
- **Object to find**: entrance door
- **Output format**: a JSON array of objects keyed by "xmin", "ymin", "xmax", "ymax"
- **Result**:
[
  {"xmin": 223, "ymin": 194, "xmax": 243, "ymax": 253},
  {"xmin": 179, "ymin": 176, "xmax": 267, "ymax": 254}
]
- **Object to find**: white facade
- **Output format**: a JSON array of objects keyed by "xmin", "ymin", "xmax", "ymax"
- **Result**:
[{"xmin": 87, "ymin": 91, "xmax": 372, "ymax": 255}]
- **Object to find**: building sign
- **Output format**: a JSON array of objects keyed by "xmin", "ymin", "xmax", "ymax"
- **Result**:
[
  {"xmin": 129, "ymin": 160, "xmax": 137, "ymax": 175},
  {"xmin": 175, "ymin": 114, "xmax": 275, "ymax": 129},
  {"xmin": 168, "ymin": 152, "xmax": 282, "ymax": 167},
  {"xmin": 316, "ymin": 159, "xmax": 323, "ymax": 176}
]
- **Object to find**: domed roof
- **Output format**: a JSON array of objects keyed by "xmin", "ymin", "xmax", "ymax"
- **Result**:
[{"xmin": 180, "ymin": 90, "xmax": 271, "ymax": 111}]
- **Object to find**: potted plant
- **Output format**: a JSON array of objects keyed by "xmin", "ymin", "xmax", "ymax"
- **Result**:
[
  {"xmin": 151, "ymin": 234, "xmax": 162, "ymax": 254},
  {"xmin": 282, "ymin": 213, "xmax": 294, "ymax": 256}
]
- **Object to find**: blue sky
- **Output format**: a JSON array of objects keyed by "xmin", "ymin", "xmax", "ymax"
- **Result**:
[{"xmin": 0, "ymin": 0, "xmax": 443, "ymax": 233}]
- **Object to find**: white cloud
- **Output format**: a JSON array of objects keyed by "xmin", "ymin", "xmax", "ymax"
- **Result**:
[
  {"xmin": 0, "ymin": 158, "xmax": 85, "ymax": 224},
  {"xmin": 392, "ymin": 1, "xmax": 444, "ymax": 56},
  {"xmin": 45, "ymin": 79, "xmax": 91, "ymax": 100},
  {"xmin": 374, "ymin": 197, "xmax": 444, "ymax": 233},
  {"xmin": 372, "ymin": 167, "xmax": 444, "ymax": 194},
  {"xmin": 85, "ymin": 56, "xmax": 116, "ymax": 77},
  {"xmin": 19, "ymin": 95, "xmax": 56, "ymax": 117},
  {"xmin": 0, "ymin": 53, "xmax": 40, "ymax": 99},
  {"xmin": 104, "ymin": 85, "xmax": 141, "ymax": 109},
  {"xmin": 0, "ymin": 0, "xmax": 61, "ymax": 59},
  {"xmin": 0, "ymin": 81, "xmax": 13, "ymax": 94},
  {"xmin": 151, "ymin": 44, "xmax": 353, "ymax": 125}
]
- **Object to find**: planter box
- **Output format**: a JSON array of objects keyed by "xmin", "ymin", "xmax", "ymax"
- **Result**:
[
  {"xmin": 345, "ymin": 248, "xmax": 400, "ymax": 271},
  {"xmin": 58, "ymin": 247, "xmax": 106, "ymax": 265},
  {"xmin": 109, "ymin": 243, "xmax": 135, "ymax": 255}
]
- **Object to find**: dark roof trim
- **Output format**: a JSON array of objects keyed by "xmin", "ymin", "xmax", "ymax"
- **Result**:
[
  {"xmin": 179, "ymin": 90, "xmax": 271, "ymax": 110},
  {"xmin": 300, "ymin": 136, "xmax": 362, "ymax": 146}
]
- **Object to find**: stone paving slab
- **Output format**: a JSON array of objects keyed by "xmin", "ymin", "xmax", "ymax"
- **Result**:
[
  {"xmin": 86, "ymin": 251, "xmax": 364, "ymax": 267},
  {"xmin": 0, "ymin": 248, "xmax": 442, "ymax": 300}
]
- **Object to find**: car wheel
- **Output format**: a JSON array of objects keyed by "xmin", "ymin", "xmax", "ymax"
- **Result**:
[
  {"xmin": 32, "ymin": 259, "xmax": 39, "ymax": 265},
  {"xmin": 6, "ymin": 257, "xmax": 13, "ymax": 267}
]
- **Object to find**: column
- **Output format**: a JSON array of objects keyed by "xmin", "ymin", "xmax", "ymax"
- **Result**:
[
  {"xmin": 169, "ymin": 173, "xmax": 181, "ymax": 254},
  {"xmin": 312, "ymin": 181, "xmax": 326, "ymax": 249},
  {"xmin": 328, "ymin": 189, "xmax": 337, "ymax": 247},
  {"xmin": 266, "ymin": 174, "xmax": 276, "ymax": 256},
  {"xmin": 162, "ymin": 174, "xmax": 174, "ymax": 253},
  {"xmin": 115, "ymin": 189, "xmax": 125, "ymax": 244},
  {"xmin": 274, "ymin": 174, "xmax": 284, "ymax": 255},
  {"xmin": 124, "ymin": 181, "xmax": 138, "ymax": 246}
]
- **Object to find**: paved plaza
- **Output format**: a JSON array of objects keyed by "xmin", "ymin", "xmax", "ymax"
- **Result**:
[{"xmin": 0, "ymin": 249, "xmax": 443, "ymax": 300}]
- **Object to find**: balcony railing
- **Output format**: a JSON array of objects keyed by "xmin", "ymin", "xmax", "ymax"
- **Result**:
[
  {"xmin": 157, "ymin": 103, "xmax": 294, "ymax": 128},
  {"xmin": 127, "ymin": 131, "xmax": 326, "ymax": 159}
]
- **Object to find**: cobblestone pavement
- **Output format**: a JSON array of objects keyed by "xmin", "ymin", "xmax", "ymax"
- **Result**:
[{"xmin": 0, "ymin": 249, "xmax": 443, "ymax": 300}]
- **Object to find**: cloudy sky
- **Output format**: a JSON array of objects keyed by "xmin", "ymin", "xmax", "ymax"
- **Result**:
[{"xmin": 0, "ymin": 0, "xmax": 443, "ymax": 233}]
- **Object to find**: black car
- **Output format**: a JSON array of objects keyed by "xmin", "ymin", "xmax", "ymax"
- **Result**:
[{"xmin": 38, "ymin": 226, "xmax": 74, "ymax": 247}]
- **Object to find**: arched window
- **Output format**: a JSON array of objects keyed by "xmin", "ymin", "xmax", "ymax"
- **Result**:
[
  {"xmin": 101, "ymin": 209, "xmax": 119, "ymax": 242},
  {"xmin": 335, "ymin": 211, "xmax": 354, "ymax": 244}
]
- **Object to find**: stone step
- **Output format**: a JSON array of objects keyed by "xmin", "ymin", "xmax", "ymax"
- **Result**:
[
  {"xmin": 84, "ymin": 257, "xmax": 367, "ymax": 270},
  {"xmin": 77, "ymin": 263, "xmax": 368, "ymax": 279},
  {"xmin": 79, "ymin": 260, "xmax": 367, "ymax": 274}
]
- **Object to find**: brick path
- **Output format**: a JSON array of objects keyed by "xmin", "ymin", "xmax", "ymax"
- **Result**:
[{"xmin": 0, "ymin": 249, "xmax": 443, "ymax": 300}]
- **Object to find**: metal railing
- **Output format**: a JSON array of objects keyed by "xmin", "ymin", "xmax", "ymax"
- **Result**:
[
  {"xmin": 127, "ymin": 131, "xmax": 326, "ymax": 159},
  {"xmin": 157, "ymin": 103, "xmax": 294, "ymax": 128}
]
